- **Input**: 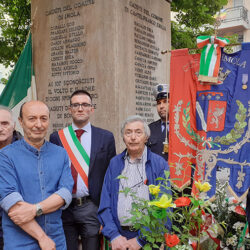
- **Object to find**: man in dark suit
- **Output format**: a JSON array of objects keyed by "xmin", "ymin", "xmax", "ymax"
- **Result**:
[
  {"xmin": 50, "ymin": 90, "xmax": 116, "ymax": 250},
  {"xmin": 148, "ymin": 84, "xmax": 169, "ymax": 161}
]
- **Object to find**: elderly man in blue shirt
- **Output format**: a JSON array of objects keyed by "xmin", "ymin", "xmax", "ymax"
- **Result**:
[
  {"xmin": 98, "ymin": 115, "xmax": 171, "ymax": 250},
  {"xmin": 0, "ymin": 101, "xmax": 73, "ymax": 250}
]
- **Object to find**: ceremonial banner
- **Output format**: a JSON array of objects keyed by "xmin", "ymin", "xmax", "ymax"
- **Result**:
[
  {"xmin": 169, "ymin": 46, "xmax": 250, "ymax": 200},
  {"xmin": 202, "ymin": 44, "xmax": 250, "ymax": 200},
  {"xmin": 169, "ymin": 49, "xmax": 208, "ymax": 190}
]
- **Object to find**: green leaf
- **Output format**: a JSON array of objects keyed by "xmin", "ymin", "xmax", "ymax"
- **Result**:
[
  {"xmin": 121, "ymin": 187, "xmax": 131, "ymax": 197},
  {"xmin": 240, "ymin": 122, "xmax": 247, "ymax": 128},
  {"xmin": 192, "ymin": 199, "xmax": 200, "ymax": 207},
  {"xmin": 225, "ymin": 133, "xmax": 232, "ymax": 140},
  {"xmin": 152, "ymin": 243, "xmax": 159, "ymax": 248},
  {"xmin": 144, "ymin": 244, "xmax": 152, "ymax": 250},
  {"xmin": 234, "ymin": 122, "xmax": 240, "ymax": 130},
  {"xmin": 144, "ymin": 215, "xmax": 151, "ymax": 225},
  {"xmin": 236, "ymin": 113, "xmax": 241, "ymax": 121},
  {"xmin": 172, "ymin": 225, "xmax": 181, "ymax": 233},
  {"xmin": 147, "ymin": 236, "xmax": 155, "ymax": 243},
  {"xmin": 152, "ymin": 208, "xmax": 167, "ymax": 219}
]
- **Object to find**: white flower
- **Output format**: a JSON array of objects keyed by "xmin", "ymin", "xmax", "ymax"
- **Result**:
[
  {"xmin": 228, "ymin": 197, "xmax": 238, "ymax": 204},
  {"xmin": 175, "ymin": 245, "xmax": 192, "ymax": 250},
  {"xmin": 233, "ymin": 222, "xmax": 245, "ymax": 231},
  {"xmin": 210, "ymin": 203, "xmax": 217, "ymax": 212},
  {"xmin": 228, "ymin": 204, "xmax": 236, "ymax": 212},
  {"xmin": 226, "ymin": 235, "xmax": 237, "ymax": 247}
]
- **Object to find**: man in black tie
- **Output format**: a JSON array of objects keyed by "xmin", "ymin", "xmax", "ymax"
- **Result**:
[
  {"xmin": 49, "ymin": 90, "xmax": 116, "ymax": 250},
  {"xmin": 148, "ymin": 84, "xmax": 169, "ymax": 161}
]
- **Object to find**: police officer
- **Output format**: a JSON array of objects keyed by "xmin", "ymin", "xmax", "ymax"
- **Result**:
[{"xmin": 148, "ymin": 84, "xmax": 169, "ymax": 161}]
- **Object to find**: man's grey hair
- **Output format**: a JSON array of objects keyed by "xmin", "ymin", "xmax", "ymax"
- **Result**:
[
  {"xmin": 0, "ymin": 105, "xmax": 15, "ymax": 124},
  {"xmin": 120, "ymin": 115, "xmax": 151, "ymax": 138}
]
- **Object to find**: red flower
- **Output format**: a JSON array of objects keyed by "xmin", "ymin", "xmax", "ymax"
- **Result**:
[
  {"xmin": 174, "ymin": 197, "xmax": 191, "ymax": 207},
  {"xmin": 164, "ymin": 233, "xmax": 180, "ymax": 247},
  {"xmin": 191, "ymin": 241, "xmax": 197, "ymax": 250},
  {"xmin": 235, "ymin": 205, "xmax": 246, "ymax": 216}
]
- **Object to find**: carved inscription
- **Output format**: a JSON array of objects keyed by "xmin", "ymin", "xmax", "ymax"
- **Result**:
[
  {"xmin": 125, "ymin": 1, "xmax": 166, "ymax": 123},
  {"xmin": 44, "ymin": 1, "xmax": 97, "ymax": 131}
]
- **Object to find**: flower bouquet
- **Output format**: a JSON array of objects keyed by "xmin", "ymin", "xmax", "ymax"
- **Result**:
[
  {"xmin": 209, "ymin": 181, "xmax": 250, "ymax": 250},
  {"xmin": 122, "ymin": 171, "xmax": 249, "ymax": 249},
  {"xmin": 123, "ymin": 171, "xmax": 216, "ymax": 249}
]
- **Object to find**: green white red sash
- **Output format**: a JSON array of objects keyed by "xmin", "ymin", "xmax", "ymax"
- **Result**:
[
  {"xmin": 58, "ymin": 125, "xmax": 90, "ymax": 189},
  {"xmin": 197, "ymin": 36, "xmax": 229, "ymax": 84}
]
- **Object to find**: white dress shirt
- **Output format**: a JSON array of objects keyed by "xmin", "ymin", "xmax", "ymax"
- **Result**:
[{"xmin": 72, "ymin": 122, "xmax": 92, "ymax": 198}]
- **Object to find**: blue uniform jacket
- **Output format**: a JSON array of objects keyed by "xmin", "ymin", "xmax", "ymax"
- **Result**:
[
  {"xmin": 98, "ymin": 147, "xmax": 171, "ymax": 246},
  {"xmin": 148, "ymin": 119, "xmax": 168, "ymax": 161}
]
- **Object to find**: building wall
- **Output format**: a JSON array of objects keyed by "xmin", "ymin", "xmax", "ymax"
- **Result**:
[{"xmin": 217, "ymin": 0, "xmax": 250, "ymax": 43}]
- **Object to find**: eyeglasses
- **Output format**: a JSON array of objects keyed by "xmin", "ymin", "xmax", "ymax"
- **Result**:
[
  {"xmin": 70, "ymin": 103, "xmax": 92, "ymax": 109},
  {"xmin": 124, "ymin": 130, "xmax": 144, "ymax": 137}
]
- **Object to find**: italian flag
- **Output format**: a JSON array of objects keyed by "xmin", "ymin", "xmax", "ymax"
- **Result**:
[
  {"xmin": 197, "ymin": 35, "xmax": 229, "ymax": 84},
  {"xmin": 0, "ymin": 33, "xmax": 37, "ymax": 132}
]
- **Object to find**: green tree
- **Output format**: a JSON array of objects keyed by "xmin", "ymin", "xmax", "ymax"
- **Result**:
[
  {"xmin": 171, "ymin": 0, "xmax": 228, "ymax": 49},
  {"xmin": 0, "ymin": 0, "xmax": 31, "ymax": 67}
]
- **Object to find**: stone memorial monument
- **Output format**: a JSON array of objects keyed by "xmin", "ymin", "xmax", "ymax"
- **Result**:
[{"xmin": 31, "ymin": 0, "xmax": 171, "ymax": 151}]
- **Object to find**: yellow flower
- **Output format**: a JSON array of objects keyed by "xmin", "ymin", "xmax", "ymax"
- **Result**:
[
  {"xmin": 148, "ymin": 194, "xmax": 176, "ymax": 208},
  {"xmin": 148, "ymin": 185, "xmax": 160, "ymax": 196},
  {"xmin": 195, "ymin": 181, "xmax": 211, "ymax": 192}
]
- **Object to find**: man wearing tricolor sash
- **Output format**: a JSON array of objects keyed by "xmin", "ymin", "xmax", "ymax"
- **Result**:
[{"xmin": 50, "ymin": 90, "xmax": 116, "ymax": 250}]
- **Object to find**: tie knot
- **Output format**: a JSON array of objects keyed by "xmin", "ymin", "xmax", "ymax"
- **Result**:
[{"xmin": 75, "ymin": 129, "xmax": 84, "ymax": 139}]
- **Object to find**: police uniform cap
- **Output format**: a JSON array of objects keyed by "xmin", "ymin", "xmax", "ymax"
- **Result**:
[{"xmin": 153, "ymin": 84, "xmax": 169, "ymax": 101}]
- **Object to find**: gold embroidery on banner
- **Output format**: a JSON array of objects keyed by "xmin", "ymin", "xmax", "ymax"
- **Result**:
[
  {"xmin": 209, "ymin": 107, "xmax": 225, "ymax": 129},
  {"xmin": 174, "ymin": 101, "xmax": 198, "ymax": 150},
  {"xmin": 173, "ymin": 99, "xmax": 250, "ymax": 197},
  {"xmin": 214, "ymin": 100, "xmax": 247, "ymax": 145}
]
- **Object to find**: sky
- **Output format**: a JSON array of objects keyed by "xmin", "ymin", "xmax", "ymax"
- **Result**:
[
  {"xmin": 0, "ymin": 64, "xmax": 10, "ymax": 79},
  {"xmin": 0, "ymin": 83, "xmax": 5, "ymax": 94},
  {"xmin": 0, "ymin": 64, "xmax": 10, "ymax": 94}
]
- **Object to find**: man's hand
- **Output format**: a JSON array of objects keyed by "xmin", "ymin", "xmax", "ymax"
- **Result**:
[
  {"xmin": 127, "ymin": 238, "xmax": 141, "ymax": 250},
  {"xmin": 38, "ymin": 234, "xmax": 56, "ymax": 250},
  {"xmin": 111, "ymin": 235, "xmax": 129, "ymax": 250},
  {"xmin": 8, "ymin": 201, "xmax": 36, "ymax": 225},
  {"xmin": 99, "ymin": 225, "xmax": 103, "ymax": 234}
]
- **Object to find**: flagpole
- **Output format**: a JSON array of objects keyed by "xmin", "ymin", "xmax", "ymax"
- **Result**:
[{"xmin": 163, "ymin": 48, "xmax": 171, "ymax": 155}]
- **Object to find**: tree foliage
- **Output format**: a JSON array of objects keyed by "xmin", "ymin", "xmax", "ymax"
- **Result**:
[
  {"xmin": 0, "ymin": 0, "xmax": 229, "ymax": 67},
  {"xmin": 0, "ymin": 0, "xmax": 31, "ymax": 67},
  {"xmin": 171, "ymin": 0, "xmax": 228, "ymax": 49}
]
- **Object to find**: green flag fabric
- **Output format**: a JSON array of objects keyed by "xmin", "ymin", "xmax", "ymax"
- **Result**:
[{"xmin": 0, "ymin": 33, "xmax": 37, "ymax": 130}]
